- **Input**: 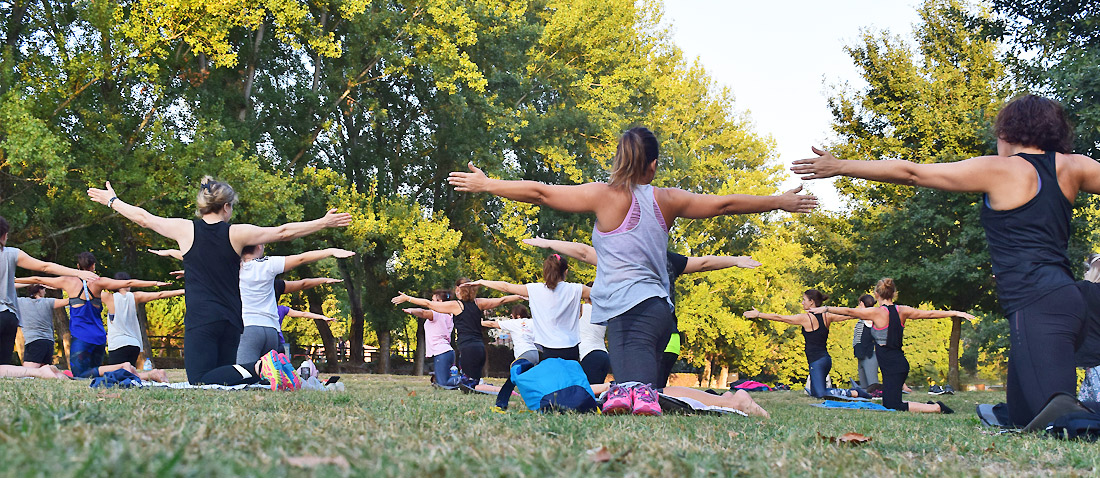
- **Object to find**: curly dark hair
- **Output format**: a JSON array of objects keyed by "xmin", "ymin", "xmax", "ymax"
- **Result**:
[{"xmin": 994, "ymin": 94, "xmax": 1074, "ymax": 153}]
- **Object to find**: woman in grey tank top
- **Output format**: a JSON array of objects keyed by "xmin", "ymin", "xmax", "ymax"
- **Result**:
[{"xmin": 450, "ymin": 127, "xmax": 817, "ymax": 414}]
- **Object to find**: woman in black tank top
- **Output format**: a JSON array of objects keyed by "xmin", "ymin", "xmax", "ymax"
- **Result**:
[
  {"xmin": 794, "ymin": 95, "xmax": 1100, "ymax": 425},
  {"xmin": 89, "ymin": 177, "xmax": 352, "ymax": 385},
  {"xmin": 391, "ymin": 278, "xmax": 524, "ymax": 387},
  {"xmin": 814, "ymin": 278, "xmax": 974, "ymax": 413},
  {"xmin": 743, "ymin": 289, "xmax": 868, "ymax": 399}
]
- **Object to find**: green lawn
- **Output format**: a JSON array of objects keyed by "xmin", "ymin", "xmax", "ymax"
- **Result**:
[{"xmin": 0, "ymin": 371, "xmax": 1097, "ymax": 477}]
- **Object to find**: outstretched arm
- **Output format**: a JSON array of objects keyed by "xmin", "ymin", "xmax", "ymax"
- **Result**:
[
  {"xmin": 898, "ymin": 306, "xmax": 975, "ymax": 322},
  {"xmin": 465, "ymin": 280, "xmax": 528, "ymax": 297},
  {"xmin": 391, "ymin": 293, "xmax": 463, "ymax": 315},
  {"xmin": 402, "ymin": 308, "xmax": 434, "ymax": 320},
  {"xmin": 791, "ymin": 147, "xmax": 1003, "ymax": 193},
  {"xmin": 280, "ymin": 278, "xmax": 342, "ymax": 295},
  {"xmin": 95, "ymin": 278, "xmax": 171, "ymax": 292},
  {"xmin": 88, "ymin": 182, "xmax": 193, "ymax": 244},
  {"xmin": 284, "ymin": 248, "xmax": 355, "ymax": 271},
  {"xmin": 476, "ymin": 294, "xmax": 525, "ymax": 310},
  {"xmin": 448, "ymin": 162, "xmax": 606, "ymax": 214},
  {"xmin": 15, "ymin": 254, "xmax": 98, "ymax": 282},
  {"xmin": 481, "ymin": 320, "xmax": 501, "ymax": 329},
  {"xmin": 228, "ymin": 209, "xmax": 353, "ymax": 253},
  {"xmin": 742, "ymin": 308, "xmax": 809, "ymax": 326},
  {"xmin": 660, "ymin": 186, "xmax": 817, "ymax": 220},
  {"xmin": 285, "ymin": 308, "xmax": 336, "ymax": 321},
  {"xmin": 15, "ymin": 276, "xmax": 74, "ymax": 290},
  {"xmin": 148, "ymin": 249, "xmax": 184, "ymax": 260},
  {"xmin": 50, "ymin": 298, "xmax": 68, "ymax": 309},
  {"xmin": 133, "ymin": 289, "xmax": 186, "ymax": 304},
  {"xmin": 683, "ymin": 255, "xmax": 761, "ymax": 274},
  {"xmin": 808, "ymin": 306, "xmax": 879, "ymax": 321},
  {"xmin": 522, "ymin": 238, "xmax": 596, "ymax": 266}
]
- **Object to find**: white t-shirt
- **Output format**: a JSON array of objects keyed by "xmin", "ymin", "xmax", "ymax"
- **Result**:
[
  {"xmin": 239, "ymin": 256, "xmax": 286, "ymax": 329},
  {"xmin": 578, "ymin": 303, "xmax": 606, "ymax": 358},
  {"xmin": 107, "ymin": 292, "xmax": 143, "ymax": 351},
  {"xmin": 526, "ymin": 282, "xmax": 583, "ymax": 349},
  {"xmin": 498, "ymin": 318, "xmax": 536, "ymax": 359}
]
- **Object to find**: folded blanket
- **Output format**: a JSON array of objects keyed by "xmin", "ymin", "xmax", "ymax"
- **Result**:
[
  {"xmin": 89, "ymin": 370, "xmax": 143, "ymax": 389},
  {"xmin": 812, "ymin": 401, "xmax": 892, "ymax": 411}
]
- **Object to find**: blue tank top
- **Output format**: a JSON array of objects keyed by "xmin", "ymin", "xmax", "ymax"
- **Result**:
[
  {"xmin": 980, "ymin": 151, "xmax": 1074, "ymax": 314},
  {"xmin": 69, "ymin": 280, "xmax": 106, "ymax": 345}
]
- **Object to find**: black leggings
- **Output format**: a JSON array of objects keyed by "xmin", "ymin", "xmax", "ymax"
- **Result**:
[
  {"xmin": 184, "ymin": 321, "xmax": 260, "ymax": 385},
  {"xmin": 582, "ymin": 350, "xmax": 611, "ymax": 385},
  {"xmin": 0, "ymin": 310, "xmax": 18, "ymax": 365},
  {"xmin": 605, "ymin": 297, "xmax": 675, "ymax": 385},
  {"xmin": 538, "ymin": 345, "xmax": 580, "ymax": 362},
  {"xmin": 107, "ymin": 346, "xmax": 140, "ymax": 367},
  {"xmin": 458, "ymin": 343, "xmax": 486, "ymax": 383},
  {"xmin": 877, "ymin": 348, "xmax": 909, "ymax": 411},
  {"xmin": 1007, "ymin": 285, "xmax": 1098, "ymax": 426}
]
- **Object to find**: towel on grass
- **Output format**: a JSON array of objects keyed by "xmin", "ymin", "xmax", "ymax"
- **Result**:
[
  {"xmin": 89, "ymin": 370, "xmax": 143, "ymax": 389},
  {"xmin": 812, "ymin": 401, "xmax": 893, "ymax": 411}
]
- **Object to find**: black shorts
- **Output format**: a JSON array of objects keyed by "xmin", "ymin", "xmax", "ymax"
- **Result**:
[
  {"xmin": 107, "ymin": 346, "xmax": 141, "ymax": 367},
  {"xmin": 23, "ymin": 339, "xmax": 54, "ymax": 365}
]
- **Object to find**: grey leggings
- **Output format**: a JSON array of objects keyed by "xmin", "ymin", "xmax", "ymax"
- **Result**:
[
  {"xmin": 605, "ymin": 297, "xmax": 675, "ymax": 385},
  {"xmin": 236, "ymin": 326, "xmax": 282, "ymax": 364},
  {"xmin": 857, "ymin": 352, "xmax": 880, "ymax": 387}
]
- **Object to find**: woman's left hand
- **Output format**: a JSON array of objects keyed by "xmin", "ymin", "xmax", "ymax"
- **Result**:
[
  {"xmin": 791, "ymin": 147, "xmax": 843, "ymax": 180},
  {"xmin": 391, "ymin": 293, "xmax": 410, "ymax": 305},
  {"xmin": 87, "ymin": 181, "xmax": 117, "ymax": 206},
  {"xmin": 448, "ymin": 162, "xmax": 490, "ymax": 192}
]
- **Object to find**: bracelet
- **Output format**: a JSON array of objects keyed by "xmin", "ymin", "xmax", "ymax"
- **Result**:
[{"xmin": 108, "ymin": 196, "xmax": 118, "ymax": 208}]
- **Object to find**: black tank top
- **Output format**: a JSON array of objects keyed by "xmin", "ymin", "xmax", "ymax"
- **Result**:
[
  {"xmin": 452, "ymin": 300, "xmax": 484, "ymax": 348},
  {"xmin": 980, "ymin": 151, "xmax": 1074, "ymax": 314},
  {"xmin": 182, "ymin": 220, "xmax": 242, "ymax": 330},
  {"xmin": 881, "ymin": 305, "xmax": 904, "ymax": 351},
  {"xmin": 802, "ymin": 312, "xmax": 829, "ymax": 363}
]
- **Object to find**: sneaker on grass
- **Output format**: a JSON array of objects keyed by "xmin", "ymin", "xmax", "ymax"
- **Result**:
[
  {"xmin": 602, "ymin": 383, "xmax": 633, "ymax": 415},
  {"xmin": 632, "ymin": 384, "xmax": 662, "ymax": 416},
  {"xmin": 258, "ymin": 350, "xmax": 285, "ymax": 391},
  {"xmin": 276, "ymin": 353, "xmax": 300, "ymax": 390}
]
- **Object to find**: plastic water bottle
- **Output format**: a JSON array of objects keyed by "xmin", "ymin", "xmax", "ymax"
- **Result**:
[
  {"xmin": 449, "ymin": 365, "xmax": 459, "ymax": 385},
  {"xmin": 142, "ymin": 358, "xmax": 153, "ymax": 371}
]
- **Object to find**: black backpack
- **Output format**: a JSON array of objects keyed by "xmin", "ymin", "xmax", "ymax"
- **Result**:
[{"xmin": 1046, "ymin": 412, "xmax": 1100, "ymax": 441}]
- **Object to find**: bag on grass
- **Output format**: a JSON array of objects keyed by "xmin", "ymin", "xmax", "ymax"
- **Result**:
[
  {"xmin": 1046, "ymin": 412, "xmax": 1100, "ymax": 441},
  {"xmin": 511, "ymin": 358, "xmax": 597, "ymax": 413}
]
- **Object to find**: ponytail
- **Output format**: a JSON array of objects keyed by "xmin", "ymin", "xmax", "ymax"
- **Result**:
[
  {"xmin": 875, "ymin": 278, "xmax": 897, "ymax": 302},
  {"xmin": 196, "ymin": 176, "xmax": 239, "ymax": 216},
  {"xmin": 542, "ymin": 254, "xmax": 569, "ymax": 290},
  {"xmin": 608, "ymin": 127, "xmax": 659, "ymax": 190},
  {"xmin": 803, "ymin": 289, "xmax": 829, "ymax": 308}
]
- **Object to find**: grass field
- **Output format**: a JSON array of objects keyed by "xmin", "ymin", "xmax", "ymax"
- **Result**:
[{"xmin": 0, "ymin": 371, "xmax": 1097, "ymax": 477}]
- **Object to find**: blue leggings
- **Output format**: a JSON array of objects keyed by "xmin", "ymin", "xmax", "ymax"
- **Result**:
[
  {"xmin": 431, "ymin": 350, "xmax": 459, "ymax": 387},
  {"xmin": 70, "ymin": 337, "xmax": 106, "ymax": 378},
  {"xmin": 807, "ymin": 355, "xmax": 852, "ymax": 398}
]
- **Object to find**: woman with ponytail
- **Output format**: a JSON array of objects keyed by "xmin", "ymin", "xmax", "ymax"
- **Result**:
[
  {"xmin": 450, "ymin": 126, "xmax": 816, "ymax": 415},
  {"xmin": 809, "ymin": 278, "xmax": 975, "ymax": 413},
  {"xmin": 466, "ymin": 254, "xmax": 591, "ymax": 362},
  {"xmin": 88, "ymin": 176, "xmax": 352, "ymax": 386},
  {"xmin": 743, "ymin": 289, "xmax": 871, "ymax": 400}
]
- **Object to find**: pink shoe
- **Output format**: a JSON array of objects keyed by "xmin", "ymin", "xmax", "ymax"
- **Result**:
[
  {"xmin": 602, "ymin": 383, "xmax": 633, "ymax": 414},
  {"xmin": 631, "ymin": 384, "xmax": 662, "ymax": 416}
]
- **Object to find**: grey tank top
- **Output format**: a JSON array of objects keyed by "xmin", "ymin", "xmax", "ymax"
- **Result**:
[
  {"xmin": 0, "ymin": 247, "xmax": 20, "ymax": 318},
  {"xmin": 590, "ymin": 184, "xmax": 672, "ymax": 323}
]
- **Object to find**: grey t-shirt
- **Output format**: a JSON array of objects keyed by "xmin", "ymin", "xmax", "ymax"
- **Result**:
[
  {"xmin": 16, "ymin": 297, "xmax": 55, "ymax": 343},
  {"xmin": 0, "ymin": 247, "xmax": 20, "ymax": 318}
]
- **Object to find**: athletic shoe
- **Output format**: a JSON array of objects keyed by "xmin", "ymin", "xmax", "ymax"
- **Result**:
[
  {"xmin": 865, "ymin": 383, "xmax": 883, "ymax": 394},
  {"xmin": 257, "ymin": 351, "xmax": 285, "ymax": 391},
  {"xmin": 1024, "ymin": 392, "xmax": 1091, "ymax": 432},
  {"xmin": 490, "ymin": 406, "xmax": 507, "ymax": 414},
  {"xmin": 601, "ymin": 384, "xmax": 633, "ymax": 415},
  {"xmin": 276, "ymin": 353, "xmax": 301, "ymax": 390},
  {"xmin": 929, "ymin": 400, "xmax": 954, "ymax": 414},
  {"xmin": 631, "ymin": 384, "xmax": 662, "ymax": 416},
  {"xmin": 929, "ymin": 385, "xmax": 946, "ymax": 395},
  {"xmin": 941, "ymin": 385, "xmax": 956, "ymax": 395}
]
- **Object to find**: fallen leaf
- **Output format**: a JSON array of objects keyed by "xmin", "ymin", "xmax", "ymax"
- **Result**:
[
  {"xmin": 818, "ymin": 432, "xmax": 872, "ymax": 445},
  {"xmin": 728, "ymin": 431, "xmax": 740, "ymax": 438},
  {"xmin": 464, "ymin": 410, "xmax": 476, "ymax": 416},
  {"xmin": 984, "ymin": 443, "xmax": 995, "ymax": 453},
  {"xmin": 286, "ymin": 456, "xmax": 350, "ymax": 469},
  {"xmin": 407, "ymin": 390, "xmax": 417, "ymax": 397},
  {"xmin": 587, "ymin": 446, "xmax": 612, "ymax": 463}
]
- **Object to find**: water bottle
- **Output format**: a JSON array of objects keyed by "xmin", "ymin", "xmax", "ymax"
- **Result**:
[
  {"xmin": 449, "ymin": 365, "xmax": 459, "ymax": 385},
  {"xmin": 142, "ymin": 358, "xmax": 153, "ymax": 371}
]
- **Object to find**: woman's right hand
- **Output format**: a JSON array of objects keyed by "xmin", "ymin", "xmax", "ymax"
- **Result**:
[
  {"xmin": 320, "ymin": 209, "xmax": 353, "ymax": 228},
  {"xmin": 521, "ymin": 237, "xmax": 550, "ymax": 248},
  {"xmin": 391, "ymin": 292, "xmax": 410, "ymax": 305},
  {"xmin": 75, "ymin": 270, "xmax": 100, "ymax": 282},
  {"xmin": 448, "ymin": 162, "xmax": 491, "ymax": 192},
  {"xmin": 87, "ymin": 181, "xmax": 117, "ymax": 206},
  {"xmin": 742, "ymin": 308, "xmax": 760, "ymax": 319},
  {"xmin": 329, "ymin": 248, "xmax": 356, "ymax": 259},
  {"xmin": 775, "ymin": 186, "xmax": 818, "ymax": 213}
]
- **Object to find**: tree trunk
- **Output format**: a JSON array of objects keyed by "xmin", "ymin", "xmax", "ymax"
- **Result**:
[
  {"xmin": 700, "ymin": 357, "xmax": 713, "ymax": 389},
  {"xmin": 378, "ymin": 328, "xmax": 391, "ymax": 374},
  {"xmin": 337, "ymin": 258, "xmax": 365, "ymax": 364},
  {"xmin": 53, "ymin": 306, "xmax": 71, "ymax": 369},
  {"xmin": 948, "ymin": 316, "xmax": 962, "ymax": 390},
  {"xmin": 302, "ymin": 285, "xmax": 339, "ymax": 369},
  {"xmin": 238, "ymin": 23, "xmax": 265, "ymax": 121},
  {"xmin": 414, "ymin": 317, "xmax": 425, "ymax": 375},
  {"xmin": 137, "ymin": 303, "xmax": 153, "ymax": 367},
  {"xmin": 718, "ymin": 365, "xmax": 729, "ymax": 390}
]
